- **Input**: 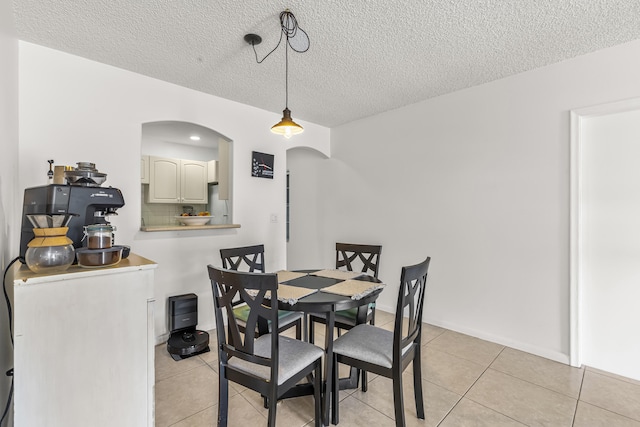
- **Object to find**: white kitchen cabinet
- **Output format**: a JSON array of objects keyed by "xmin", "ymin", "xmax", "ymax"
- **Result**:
[
  {"xmin": 141, "ymin": 155, "xmax": 150, "ymax": 184},
  {"xmin": 12, "ymin": 254, "xmax": 157, "ymax": 427},
  {"xmin": 181, "ymin": 159, "xmax": 208, "ymax": 203},
  {"xmin": 147, "ymin": 156, "xmax": 208, "ymax": 204}
]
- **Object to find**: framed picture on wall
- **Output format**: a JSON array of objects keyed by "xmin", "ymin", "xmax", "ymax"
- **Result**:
[{"xmin": 251, "ymin": 151, "xmax": 274, "ymax": 179}]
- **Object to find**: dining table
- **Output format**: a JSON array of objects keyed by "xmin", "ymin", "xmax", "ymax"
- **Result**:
[{"xmin": 264, "ymin": 269, "xmax": 386, "ymax": 426}]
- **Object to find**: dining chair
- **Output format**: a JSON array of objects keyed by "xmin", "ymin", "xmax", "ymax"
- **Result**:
[
  {"xmin": 208, "ymin": 266, "xmax": 323, "ymax": 427},
  {"xmin": 309, "ymin": 243, "xmax": 382, "ymax": 389},
  {"xmin": 220, "ymin": 244, "xmax": 303, "ymax": 339},
  {"xmin": 331, "ymin": 257, "xmax": 431, "ymax": 427}
]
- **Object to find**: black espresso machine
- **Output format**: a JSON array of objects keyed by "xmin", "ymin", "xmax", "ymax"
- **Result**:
[{"xmin": 19, "ymin": 184, "xmax": 125, "ymax": 262}]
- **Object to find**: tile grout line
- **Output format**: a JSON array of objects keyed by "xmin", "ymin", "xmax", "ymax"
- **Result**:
[
  {"xmin": 436, "ymin": 345, "xmax": 508, "ymax": 426},
  {"xmin": 577, "ymin": 370, "xmax": 640, "ymax": 424},
  {"xmin": 571, "ymin": 366, "xmax": 586, "ymax": 426}
]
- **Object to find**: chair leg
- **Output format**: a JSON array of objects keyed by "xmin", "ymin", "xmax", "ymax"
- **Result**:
[
  {"xmin": 393, "ymin": 368, "xmax": 406, "ymax": 427},
  {"xmin": 218, "ymin": 367, "xmax": 229, "ymax": 427},
  {"xmin": 361, "ymin": 370, "xmax": 368, "ymax": 392},
  {"xmin": 413, "ymin": 348, "xmax": 425, "ymax": 419},
  {"xmin": 267, "ymin": 389, "xmax": 277, "ymax": 427},
  {"xmin": 331, "ymin": 355, "xmax": 340, "ymax": 425},
  {"xmin": 314, "ymin": 360, "xmax": 322, "ymax": 427}
]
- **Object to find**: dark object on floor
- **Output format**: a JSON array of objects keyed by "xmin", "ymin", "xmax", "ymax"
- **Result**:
[{"xmin": 167, "ymin": 293, "xmax": 210, "ymax": 360}]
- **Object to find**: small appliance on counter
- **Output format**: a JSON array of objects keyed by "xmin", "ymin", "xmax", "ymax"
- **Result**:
[
  {"xmin": 166, "ymin": 293, "xmax": 210, "ymax": 360},
  {"xmin": 19, "ymin": 162, "xmax": 126, "ymax": 265}
]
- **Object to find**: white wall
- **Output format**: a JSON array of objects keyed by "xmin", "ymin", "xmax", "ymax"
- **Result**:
[
  {"xmin": 288, "ymin": 39, "xmax": 640, "ymax": 363},
  {"xmin": 18, "ymin": 42, "xmax": 330, "ymax": 340},
  {"xmin": 0, "ymin": 0, "xmax": 18, "ymax": 423}
]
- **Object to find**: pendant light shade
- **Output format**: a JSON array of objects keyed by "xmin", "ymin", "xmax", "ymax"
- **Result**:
[{"xmin": 271, "ymin": 108, "xmax": 304, "ymax": 139}]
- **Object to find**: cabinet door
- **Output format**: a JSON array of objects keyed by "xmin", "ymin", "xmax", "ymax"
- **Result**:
[
  {"xmin": 13, "ymin": 267, "xmax": 155, "ymax": 427},
  {"xmin": 181, "ymin": 159, "xmax": 208, "ymax": 203},
  {"xmin": 148, "ymin": 156, "xmax": 180, "ymax": 203}
]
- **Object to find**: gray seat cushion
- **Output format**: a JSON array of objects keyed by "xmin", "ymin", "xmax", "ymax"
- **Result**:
[
  {"xmin": 228, "ymin": 335, "xmax": 324, "ymax": 385},
  {"xmin": 333, "ymin": 324, "xmax": 394, "ymax": 368}
]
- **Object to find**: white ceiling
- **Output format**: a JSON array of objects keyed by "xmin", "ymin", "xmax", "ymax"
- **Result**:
[{"xmin": 12, "ymin": 0, "xmax": 640, "ymax": 127}]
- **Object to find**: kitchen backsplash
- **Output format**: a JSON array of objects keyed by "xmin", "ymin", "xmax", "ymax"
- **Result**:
[{"xmin": 140, "ymin": 186, "xmax": 206, "ymax": 226}]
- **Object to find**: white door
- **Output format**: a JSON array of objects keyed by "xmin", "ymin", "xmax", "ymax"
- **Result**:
[{"xmin": 580, "ymin": 107, "xmax": 640, "ymax": 380}]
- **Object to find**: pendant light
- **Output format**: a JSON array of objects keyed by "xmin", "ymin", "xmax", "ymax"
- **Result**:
[
  {"xmin": 245, "ymin": 10, "xmax": 309, "ymax": 139},
  {"xmin": 271, "ymin": 40, "xmax": 303, "ymax": 138}
]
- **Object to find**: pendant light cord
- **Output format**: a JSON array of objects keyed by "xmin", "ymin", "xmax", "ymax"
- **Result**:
[
  {"xmin": 250, "ymin": 28, "xmax": 283, "ymax": 64},
  {"xmin": 246, "ymin": 9, "xmax": 309, "ymax": 136},
  {"xmin": 285, "ymin": 38, "xmax": 289, "ymax": 108},
  {"xmin": 249, "ymin": 10, "xmax": 309, "ymax": 64}
]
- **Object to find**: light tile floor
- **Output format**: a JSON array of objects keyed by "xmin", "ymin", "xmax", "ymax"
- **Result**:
[{"xmin": 155, "ymin": 310, "xmax": 640, "ymax": 426}]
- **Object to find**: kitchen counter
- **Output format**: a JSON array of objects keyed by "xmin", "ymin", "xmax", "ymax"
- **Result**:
[{"xmin": 140, "ymin": 223, "xmax": 241, "ymax": 232}]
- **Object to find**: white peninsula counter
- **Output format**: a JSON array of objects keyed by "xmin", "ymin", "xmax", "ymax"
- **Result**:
[{"xmin": 11, "ymin": 253, "xmax": 157, "ymax": 427}]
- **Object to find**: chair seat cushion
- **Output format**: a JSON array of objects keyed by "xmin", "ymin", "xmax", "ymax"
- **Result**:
[
  {"xmin": 233, "ymin": 304, "xmax": 303, "ymax": 330},
  {"xmin": 333, "ymin": 324, "xmax": 398, "ymax": 369},
  {"xmin": 228, "ymin": 335, "xmax": 324, "ymax": 385}
]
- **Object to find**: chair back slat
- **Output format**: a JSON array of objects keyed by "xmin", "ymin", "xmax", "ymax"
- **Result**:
[
  {"xmin": 335, "ymin": 243, "xmax": 382, "ymax": 278},
  {"xmin": 220, "ymin": 245, "xmax": 267, "ymax": 325},
  {"xmin": 393, "ymin": 257, "xmax": 430, "ymax": 358},
  {"xmin": 220, "ymin": 244, "xmax": 265, "ymax": 273},
  {"xmin": 208, "ymin": 265, "xmax": 279, "ymax": 371}
]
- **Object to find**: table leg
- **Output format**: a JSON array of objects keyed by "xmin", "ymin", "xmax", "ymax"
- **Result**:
[{"xmin": 323, "ymin": 309, "xmax": 335, "ymax": 426}]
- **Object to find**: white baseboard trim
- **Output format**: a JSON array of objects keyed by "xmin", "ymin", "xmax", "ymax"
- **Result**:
[
  {"xmin": 425, "ymin": 317, "xmax": 571, "ymax": 365},
  {"xmin": 375, "ymin": 302, "xmax": 570, "ymax": 365}
]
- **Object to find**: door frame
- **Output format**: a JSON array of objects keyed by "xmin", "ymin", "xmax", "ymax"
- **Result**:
[{"xmin": 569, "ymin": 97, "xmax": 640, "ymax": 367}]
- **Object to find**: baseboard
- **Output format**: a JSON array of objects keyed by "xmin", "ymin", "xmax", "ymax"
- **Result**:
[{"xmin": 425, "ymin": 317, "xmax": 571, "ymax": 365}]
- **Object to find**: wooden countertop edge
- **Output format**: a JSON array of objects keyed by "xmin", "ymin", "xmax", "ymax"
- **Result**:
[
  {"xmin": 140, "ymin": 224, "xmax": 241, "ymax": 232},
  {"xmin": 12, "ymin": 253, "xmax": 158, "ymax": 284}
]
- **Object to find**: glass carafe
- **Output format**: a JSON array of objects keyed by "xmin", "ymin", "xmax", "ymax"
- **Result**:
[{"xmin": 25, "ymin": 227, "xmax": 75, "ymax": 273}]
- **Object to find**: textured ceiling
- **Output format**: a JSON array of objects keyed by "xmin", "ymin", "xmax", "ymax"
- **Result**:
[{"xmin": 12, "ymin": 0, "xmax": 640, "ymax": 127}]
